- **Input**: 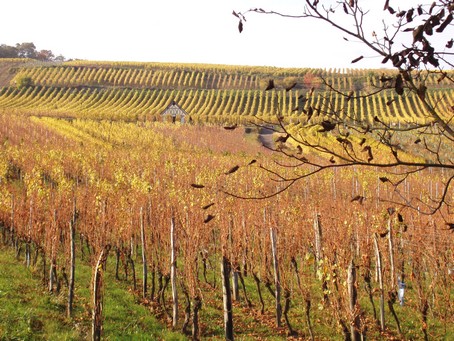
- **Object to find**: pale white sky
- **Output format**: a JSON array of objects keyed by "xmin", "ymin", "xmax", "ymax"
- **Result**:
[{"xmin": 1, "ymin": 0, "xmax": 449, "ymax": 69}]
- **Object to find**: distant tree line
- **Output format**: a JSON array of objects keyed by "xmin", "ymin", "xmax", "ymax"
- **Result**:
[{"xmin": 0, "ymin": 42, "xmax": 65, "ymax": 61}]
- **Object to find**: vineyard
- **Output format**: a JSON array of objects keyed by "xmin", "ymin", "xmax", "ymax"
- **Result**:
[
  {"xmin": 1, "ymin": 59, "xmax": 453, "ymax": 124},
  {"xmin": 0, "ymin": 59, "xmax": 453, "ymax": 340}
]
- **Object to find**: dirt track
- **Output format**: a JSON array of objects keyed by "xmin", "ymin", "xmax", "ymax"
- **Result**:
[{"xmin": 0, "ymin": 61, "xmax": 26, "ymax": 87}]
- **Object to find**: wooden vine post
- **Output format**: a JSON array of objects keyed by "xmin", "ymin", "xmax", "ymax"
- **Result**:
[
  {"xmin": 170, "ymin": 216, "xmax": 178, "ymax": 328},
  {"xmin": 221, "ymin": 255, "xmax": 234, "ymax": 341},
  {"xmin": 49, "ymin": 209, "xmax": 60, "ymax": 294},
  {"xmin": 397, "ymin": 216, "xmax": 406, "ymax": 306},
  {"xmin": 229, "ymin": 219, "xmax": 240, "ymax": 302},
  {"xmin": 270, "ymin": 227, "xmax": 282, "ymax": 327},
  {"xmin": 140, "ymin": 207, "xmax": 147, "ymax": 299},
  {"xmin": 373, "ymin": 233, "xmax": 385, "ymax": 331},
  {"xmin": 314, "ymin": 213, "xmax": 322, "ymax": 266},
  {"xmin": 347, "ymin": 258, "xmax": 361, "ymax": 341},
  {"xmin": 26, "ymin": 200, "xmax": 33, "ymax": 267},
  {"xmin": 67, "ymin": 199, "xmax": 77, "ymax": 318},
  {"xmin": 387, "ymin": 215, "xmax": 402, "ymax": 334},
  {"xmin": 387, "ymin": 217, "xmax": 395, "ymax": 290},
  {"xmin": 192, "ymin": 296, "xmax": 202, "ymax": 341},
  {"xmin": 313, "ymin": 213, "xmax": 328, "ymax": 303},
  {"xmin": 10, "ymin": 194, "xmax": 16, "ymax": 250},
  {"xmin": 92, "ymin": 245, "xmax": 111, "ymax": 341}
]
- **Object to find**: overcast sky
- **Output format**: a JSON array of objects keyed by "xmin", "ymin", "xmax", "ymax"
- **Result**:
[{"xmin": 1, "ymin": 0, "xmax": 448, "ymax": 69}]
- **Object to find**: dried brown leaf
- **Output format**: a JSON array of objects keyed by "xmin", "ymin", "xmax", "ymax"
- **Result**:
[
  {"xmin": 191, "ymin": 184, "xmax": 205, "ymax": 189},
  {"xmin": 351, "ymin": 55, "xmax": 364, "ymax": 63}
]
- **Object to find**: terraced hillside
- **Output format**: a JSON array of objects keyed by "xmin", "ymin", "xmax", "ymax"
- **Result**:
[{"xmin": 0, "ymin": 59, "xmax": 453, "ymax": 123}]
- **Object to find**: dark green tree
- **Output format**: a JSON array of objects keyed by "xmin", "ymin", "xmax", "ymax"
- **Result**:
[
  {"xmin": 0, "ymin": 44, "xmax": 18, "ymax": 58},
  {"xmin": 15, "ymin": 42, "xmax": 37, "ymax": 59},
  {"xmin": 0, "ymin": 42, "xmax": 64, "ymax": 61}
]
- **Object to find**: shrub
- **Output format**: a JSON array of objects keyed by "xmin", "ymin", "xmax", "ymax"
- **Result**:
[{"xmin": 16, "ymin": 75, "xmax": 33, "ymax": 89}]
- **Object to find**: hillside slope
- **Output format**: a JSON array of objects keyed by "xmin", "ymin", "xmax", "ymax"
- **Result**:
[
  {"xmin": 0, "ymin": 59, "xmax": 453, "ymax": 124},
  {"xmin": 0, "ymin": 59, "xmax": 30, "ymax": 87}
]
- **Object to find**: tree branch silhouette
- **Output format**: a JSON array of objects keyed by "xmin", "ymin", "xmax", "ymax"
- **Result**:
[{"xmin": 233, "ymin": 1, "xmax": 454, "ymax": 215}]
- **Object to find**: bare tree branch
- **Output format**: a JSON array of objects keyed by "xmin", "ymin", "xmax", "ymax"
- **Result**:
[{"xmin": 234, "ymin": 1, "xmax": 454, "ymax": 213}]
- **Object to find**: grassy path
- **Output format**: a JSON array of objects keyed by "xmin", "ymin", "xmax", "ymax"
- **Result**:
[{"xmin": 0, "ymin": 245, "xmax": 185, "ymax": 340}]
